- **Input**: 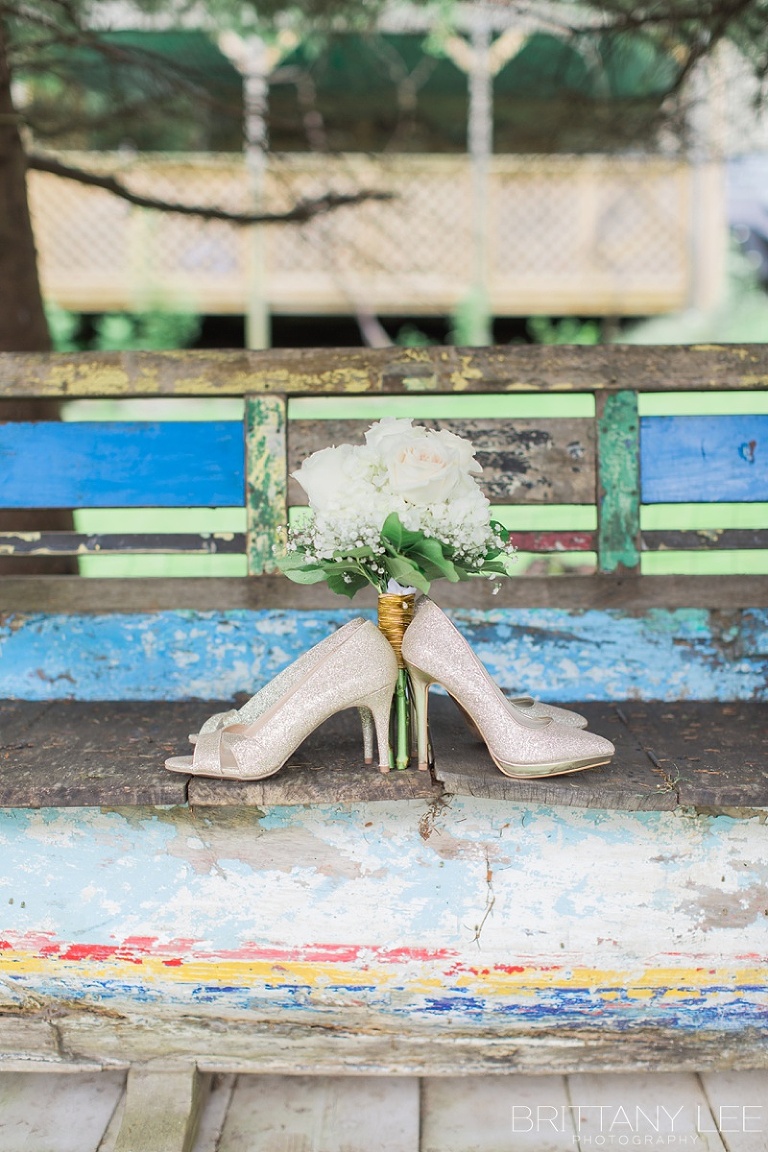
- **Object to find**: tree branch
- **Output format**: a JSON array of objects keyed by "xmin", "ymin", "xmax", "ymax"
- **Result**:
[{"xmin": 26, "ymin": 152, "xmax": 394, "ymax": 224}]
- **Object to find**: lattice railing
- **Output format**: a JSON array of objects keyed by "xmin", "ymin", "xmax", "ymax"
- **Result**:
[{"xmin": 28, "ymin": 152, "xmax": 717, "ymax": 317}]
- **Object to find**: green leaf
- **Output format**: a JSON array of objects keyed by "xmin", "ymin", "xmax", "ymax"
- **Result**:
[
  {"xmin": 407, "ymin": 536, "xmax": 460, "ymax": 582},
  {"xmin": 333, "ymin": 546, "xmax": 374, "ymax": 559},
  {"xmin": 276, "ymin": 551, "xmax": 314, "ymax": 570},
  {"xmin": 381, "ymin": 513, "xmax": 423, "ymax": 551},
  {"xmin": 384, "ymin": 555, "xmax": 431, "ymax": 594},
  {"xmin": 325, "ymin": 569, "xmax": 369, "ymax": 598},
  {"xmin": 281, "ymin": 566, "xmax": 330, "ymax": 585}
]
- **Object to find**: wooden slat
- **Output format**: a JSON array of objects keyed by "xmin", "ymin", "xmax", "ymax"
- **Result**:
[
  {"xmin": 113, "ymin": 1067, "xmax": 207, "ymax": 1152},
  {"xmin": 643, "ymin": 529, "xmax": 768, "ymax": 551},
  {"xmin": 2, "ymin": 574, "xmax": 768, "ymax": 611},
  {"xmin": 568, "ymin": 1072, "xmax": 727, "ymax": 1151},
  {"xmin": 0, "ymin": 700, "xmax": 200, "ymax": 807},
  {"xmin": 288, "ymin": 417, "xmax": 596, "ymax": 505},
  {"xmin": 641, "ymin": 415, "xmax": 768, "ymax": 503},
  {"xmin": 597, "ymin": 390, "xmax": 640, "ymax": 573},
  {"xmin": 189, "ymin": 1074, "xmax": 237, "ymax": 1152},
  {"xmin": 0, "ymin": 422, "xmax": 244, "ymax": 509},
  {"xmin": 214, "ymin": 1074, "xmax": 419, "ymax": 1152},
  {"xmin": 617, "ymin": 700, "xmax": 768, "ymax": 809},
  {"xmin": 33, "ymin": 1012, "xmax": 768, "ymax": 1077},
  {"xmin": 700, "ymin": 1072, "xmax": 768, "ymax": 1152},
  {"xmin": 0, "ymin": 1070, "xmax": 125, "ymax": 1152},
  {"xmin": 422, "ymin": 1074, "xmax": 576, "ymax": 1152},
  {"xmin": 511, "ymin": 530, "xmax": 595, "ymax": 551},
  {"xmin": 0, "ymin": 532, "xmax": 246, "ymax": 556},
  {"xmin": 2, "ymin": 699, "xmax": 767, "ymax": 812},
  {"xmin": 4, "ymin": 346, "xmax": 768, "ymax": 398},
  {"xmin": 432, "ymin": 697, "xmax": 768, "ymax": 811},
  {"xmin": 246, "ymin": 394, "xmax": 287, "ymax": 575}
]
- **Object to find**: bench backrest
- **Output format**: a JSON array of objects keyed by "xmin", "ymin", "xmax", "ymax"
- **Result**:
[{"xmin": 1, "ymin": 345, "xmax": 766, "ymax": 704}]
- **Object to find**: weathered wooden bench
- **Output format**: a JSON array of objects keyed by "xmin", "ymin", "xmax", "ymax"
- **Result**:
[{"xmin": 0, "ymin": 345, "xmax": 766, "ymax": 1148}]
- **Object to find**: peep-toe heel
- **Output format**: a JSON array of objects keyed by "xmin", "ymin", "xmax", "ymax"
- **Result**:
[
  {"xmin": 187, "ymin": 617, "xmax": 377, "ymax": 762},
  {"xmin": 165, "ymin": 621, "xmax": 398, "ymax": 780}
]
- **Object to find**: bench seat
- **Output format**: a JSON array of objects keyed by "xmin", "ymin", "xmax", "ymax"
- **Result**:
[{"xmin": 2, "ymin": 696, "xmax": 766, "ymax": 812}]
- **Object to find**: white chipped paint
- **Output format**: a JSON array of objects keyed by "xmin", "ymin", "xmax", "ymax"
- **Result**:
[{"xmin": 0, "ymin": 800, "xmax": 766, "ymax": 965}]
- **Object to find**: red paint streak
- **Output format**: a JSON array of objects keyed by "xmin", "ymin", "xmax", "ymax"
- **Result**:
[
  {"xmin": 376, "ymin": 946, "xmax": 456, "ymax": 964},
  {"xmin": 60, "ymin": 944, "xmax": 121, "ymax": 962},
  {"xmin": 510, "ymin": 532, "xmax": 595, "ymax": 553},
  {"xmin": 2, "ymin": 932, "xmax": 767, "ymax": 976}
]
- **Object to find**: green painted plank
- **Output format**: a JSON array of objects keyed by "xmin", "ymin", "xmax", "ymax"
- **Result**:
[
  {"xmin": 598, "ymin": 391, "xmax": 640, "ymax": 574},
  {"xmin": 246, "ymin": 394, "xmax": 287, "ymax": 575}
]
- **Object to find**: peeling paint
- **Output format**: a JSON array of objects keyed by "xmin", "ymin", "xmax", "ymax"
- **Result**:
[
  {"xmin": 0, "ymin": 799, "xmax": 766, "ymax": 1029},
  {"xmin": 2, "ymin": 608, "xmax": 767, "ymax": 702}
]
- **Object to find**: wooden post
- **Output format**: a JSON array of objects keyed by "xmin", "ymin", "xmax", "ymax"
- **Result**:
[
  {"xmin": 114, "ymin": 1066, "xmax": 207, "ymax": 1152},
  {"xmin": 246, "ymin": 393, "xmax": 287, "ymax": 574},
  {"xmin": 466, "ymin": 13, "xmax": 493, "ymax": 346},
  {"xmin": 685, "ymin": 58, "xmax": 727, "ymax": 312},
  {"xmin": 596, "ymin": 390, "xmax": 641, "ymax": 574},
  {"xmin": 243, "ymin": 36, "xmax": 270, "ymax": 350}
]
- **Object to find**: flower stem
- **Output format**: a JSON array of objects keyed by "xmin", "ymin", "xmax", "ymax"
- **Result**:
[{"xmin": 395, "ymin": 667, "xmax": 409, "ymax": 770}]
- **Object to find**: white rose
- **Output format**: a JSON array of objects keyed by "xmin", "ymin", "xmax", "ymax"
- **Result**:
[
  {"xmin": 432, "ymin": 427, "xmax": 483, "ymax": 475},
  {"xmin": 292, "ymin": 444, "xmax": 374, "ymax": 512},
  {"xmin": 364, "ymin": 417, "xmax": 417, "ymax": 456},
  {"xmin": 385, "ymin": 430, "xmax": 468, "ymax": 505}
]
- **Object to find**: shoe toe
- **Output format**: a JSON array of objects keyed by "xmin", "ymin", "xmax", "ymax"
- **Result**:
[
  {"xmin": 586, "ymin": 732, "xmax": 615, "ymax": 757},
  {"xmin": 165, "ymin": 755, "xmax": 193, "ymax": 773}
]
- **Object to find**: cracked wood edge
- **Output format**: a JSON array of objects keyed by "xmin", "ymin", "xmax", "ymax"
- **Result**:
[{"xmin": 4, "ymin": 1013, "xmax": 767, "ymax": 1075}]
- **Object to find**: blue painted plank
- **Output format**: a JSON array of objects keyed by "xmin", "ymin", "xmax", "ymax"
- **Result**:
[
  {"xmin": 0, "ymin": 422, "xmax": 244, "ymax": 508},
  {"xmin": 640, "ymin": 415, "xmax": 768, "ymax": 503},
  {"xmin": 1, "ymin": 608, "xmax": 766, "ymax": 702}
]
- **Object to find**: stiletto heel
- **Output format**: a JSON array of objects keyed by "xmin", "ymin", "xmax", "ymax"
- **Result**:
[
  {"xmin": 166, "ymin": 622, "xmax": 398, "ymax": 780},
  {"xmin": 408, "ymin": 665, "xmax": 432, "ymax": 772},
  {"xmin": 360, "ymin": 706, "xmax": 375, "ymax": 765},
  {"xmin": 402, "ymin": 598, "xmax": 614, "ymax": 779},
  {"xmin": 361, "ymin": 684, "xmax": 396, "ymax": 773}
]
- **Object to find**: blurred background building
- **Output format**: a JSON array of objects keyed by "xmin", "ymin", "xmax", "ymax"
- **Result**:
[{"xmin": 21, "ymin": 3, "xmax": 754, "ymax": 350}]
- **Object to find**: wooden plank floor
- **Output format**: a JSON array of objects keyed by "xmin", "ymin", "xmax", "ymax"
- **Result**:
[
  {"xmin": 1, "ymin": 697, "xmax": 767, "ymax": 811},
  {"xmin": 0, "ymin": 1069, "xmax": 766, "ymax": 1151}
]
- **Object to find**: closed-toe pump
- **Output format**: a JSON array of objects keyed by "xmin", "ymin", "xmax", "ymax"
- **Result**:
[
  {"xmin": 166, "ymin": 621, "xmax": 398, "ymax": 780},
  {"xmin": 401, "ymin": 597, "xmax": 614, "ymax": 779}
]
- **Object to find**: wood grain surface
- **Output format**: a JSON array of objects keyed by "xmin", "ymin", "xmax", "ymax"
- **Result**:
[
  {"xmin": 0, "ymin": 422, "xmax": 244, "ymax": 509},
  {"xmin": 2, "ymin": 696, "xmax": 766, "ymax": 811},
  {"xmin": 3, "ymin": 574, "xmax": 768, "ymax": 611},
  {"xmin": 641, "ymin": 415, "xmax": 768, "ymax": 503},
  {"xmin": 289, "ymin": 417, "xmax": 596, "ymax": 504},
  {"xmin": 3, "ymin": 345, "xmax": 768, "ymax": 397}
]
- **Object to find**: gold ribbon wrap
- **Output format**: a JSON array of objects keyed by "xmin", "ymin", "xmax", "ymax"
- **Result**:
[{"xmin": 377, "ymin": 593, "xmax": 415, "ymax": 668}]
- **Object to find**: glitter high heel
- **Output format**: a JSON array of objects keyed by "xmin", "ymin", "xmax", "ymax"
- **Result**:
[
  {"xmin": 166, "ymin": 621, "xmax": 398, "ymax": 779},
  {"xmin": 402, "ymin": 598, "xmax": 614, "ymax": 778},
  {"xmin": 188, "ymin": 617, "xmax": 377, "ymax": 763}
]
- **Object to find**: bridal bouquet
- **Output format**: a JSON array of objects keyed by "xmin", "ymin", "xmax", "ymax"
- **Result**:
[
  {"xmin": 277, "ymin": 417, "xmax": 514, "ymax": 597},
  {"xmin": 276, "ymin": 417, "xmax": 515, "ymax": 770}
]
